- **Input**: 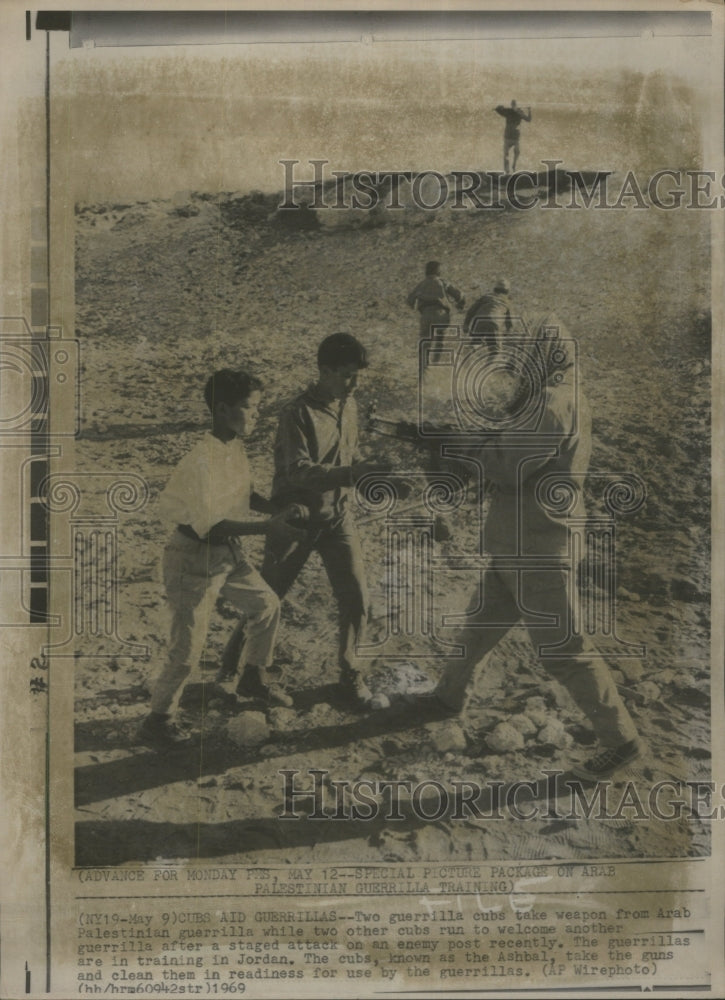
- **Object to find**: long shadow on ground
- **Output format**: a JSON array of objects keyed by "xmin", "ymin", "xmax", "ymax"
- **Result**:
[
  {"xmin": 75, "ymin": 688, "xmax": 449, "ymax": 806},
  {"xmin": 75, "ymin": 772, "xmax": 598, "ymax": 866}
]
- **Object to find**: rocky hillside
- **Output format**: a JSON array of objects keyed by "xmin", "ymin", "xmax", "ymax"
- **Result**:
[{"xmin": 73, "ymin": 180, "xmax": 711, "ymax": 866}]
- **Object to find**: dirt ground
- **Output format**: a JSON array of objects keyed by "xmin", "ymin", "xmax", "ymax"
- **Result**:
[{"xmin": 72, "ymin": 178, "xmax": 711, "ymax": 866}]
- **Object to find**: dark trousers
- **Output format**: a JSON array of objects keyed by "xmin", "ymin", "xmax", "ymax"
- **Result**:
[
  {"xmin": 503, "ymin": 137, "xmax": 520, "ymax": 173},
  {"xmin": 222, "ymin": 512, "xmax": 368, "ymax": 679}
]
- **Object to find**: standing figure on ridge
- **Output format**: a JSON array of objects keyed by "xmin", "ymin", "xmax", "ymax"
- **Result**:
[{"xmin": 495, "ymin": 100, "xmax": 532, "ymax": 173}]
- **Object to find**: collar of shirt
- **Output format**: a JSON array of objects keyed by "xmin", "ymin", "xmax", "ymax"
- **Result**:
[{"xmin": 302, "ymin": 382, "xmax": 347, "ymax": 418}]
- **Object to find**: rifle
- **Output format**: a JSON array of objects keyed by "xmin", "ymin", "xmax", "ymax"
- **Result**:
[
  {"xmin": 366, "ymin": 401, "xmax": 460, "ymax": 444},
  {"xmin": 364, "ymin": 401, "xmax": 495, "ymax": 500}
]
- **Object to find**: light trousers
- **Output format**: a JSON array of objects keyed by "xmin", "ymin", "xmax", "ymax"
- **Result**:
[
  {"xmin": 150, "ymin": 531, "xmax": 280, "ymax": 715},
  {"xmin": 435, "ymin": 567, "xmax": 639, "ymax": 747}
]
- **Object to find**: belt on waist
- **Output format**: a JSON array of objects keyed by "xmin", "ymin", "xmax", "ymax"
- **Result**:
[{"xmin": 176, "ymin": 524, "xmax": 244, "ymax": 548}]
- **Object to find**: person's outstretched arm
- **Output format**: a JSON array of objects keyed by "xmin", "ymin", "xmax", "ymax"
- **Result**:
[
  {"xmin": 206, "ymin": 510, "xmax": 304, "ymax": 545},
  {"xmin": 276, "ymin": 404, "xmax": 390, "ymax": 495}
]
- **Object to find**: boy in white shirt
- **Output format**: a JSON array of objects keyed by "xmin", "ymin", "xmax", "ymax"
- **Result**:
[{"xmin": 138, "ymin": 369, "xmax": 302, "ymax": 749}]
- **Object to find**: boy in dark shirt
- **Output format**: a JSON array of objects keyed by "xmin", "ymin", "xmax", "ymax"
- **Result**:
[
  {"xmin": 495, "ymin": 100, "xmax": 532, "ymax": 173},
  {"xmin": 224, "ymin": 334, "xmax": 391, "ymax": 711}
]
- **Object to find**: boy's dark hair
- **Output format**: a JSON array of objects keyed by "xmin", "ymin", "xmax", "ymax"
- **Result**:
[
  {"xmin": 203, "ymin": 369, "xmax": 263, "ymax": 412},
  {"xmin": 425, "ymin": 260, "xmax": 441, "ymax": 276},
  {"xmin": 317, "ymin": 333, "xmax": 368, "ymax": 371}
]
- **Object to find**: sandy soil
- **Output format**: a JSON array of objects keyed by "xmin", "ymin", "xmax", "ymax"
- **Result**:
[{"xmin": 73, "ymin": 181, "xmax": 711, "ymax": 866}]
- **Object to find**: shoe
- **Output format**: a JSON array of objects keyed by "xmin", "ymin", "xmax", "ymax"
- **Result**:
[
  {"xmin": 205, "ymin": 684, "xmax": 241, "ymax": 712},
  {"xmin": 137, "ymin": 713, "xmax": 190, "ymax": 750},
  {"xmin": 571, "ymin": 740, "xmax": 641, "ymax": 781},
  {"xmin": 339, "ymin": 671, "xmax": 390, "ymax": 711},
  {"xmin": 215, "ymin": 661, "xmax": 238, "ymax": 685},
  {"xmin": 236, "ymin": 666, "xmax": 293, "ymax": 709}
]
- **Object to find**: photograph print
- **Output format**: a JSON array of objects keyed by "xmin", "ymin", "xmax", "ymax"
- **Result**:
[{"xmin": 59, "ymin": 9, "xmax": 716, "ymax": 868}]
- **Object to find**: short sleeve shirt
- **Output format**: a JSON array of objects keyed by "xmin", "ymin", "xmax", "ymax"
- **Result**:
[{"xmin": 158, "ymin": 433, "xmax": 252, "ymax": 539}]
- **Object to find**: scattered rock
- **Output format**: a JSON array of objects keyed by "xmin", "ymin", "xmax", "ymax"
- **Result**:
[
  {"xmin": 655, "ymin": 669, "xmax": 676, "ymax": 686},
  {"xmin": 267, "ymin": 707, "xmax": 300, "ymax": 732},
  {"xmin": 508, "ymin": 714, "xmax": 537, "ymax": 737},
  {"xmin": 428, "ymin": 721, "xmax": 468, "ymax": 753},
  {"xmin": 486, "ymin": 723, "xmax": 525, "ymax": 754},
  {"xmin": 536, "ymin": 721, "xmax": 573, "ymax": 748},
  {"xmin": 301, "ymin": 704, "xmax": 340, "ymax": 728},
  {"xmin": 619, "ymin": 661, "xmax": 644, "ymax": 684},
  {"xmin": 225, "ymin": 712, "xmax": 270, "ymax": 747},
  {"xmin": 472, "ymin": 709, "xmax": 510, "ymax": 732},
  {"xmin": 481, "ymin": 755, "xmax": 505, "ymax": 774},
  {"xmin": 72, "ymin": 180, "xmax": 711, "ymax": 868},
  {"xmin": 524, "ymin": 697, "xmax": 550, "ymax": 729},
  {"xmin": 634, "ymin": 681, "xmax": 662, "ymax": 705}
]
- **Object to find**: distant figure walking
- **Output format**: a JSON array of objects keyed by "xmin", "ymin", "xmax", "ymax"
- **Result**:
[
  {"xmin": 407, "ymin": 260, "xmax": 465, "ymax": 359},
  {"xmin": 495, "ymin": 100, "xmax": 532, "ymax": 173},
  {"xmin": 463, "ymin": 277, "xmax": 513, "ymax": 352}
]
